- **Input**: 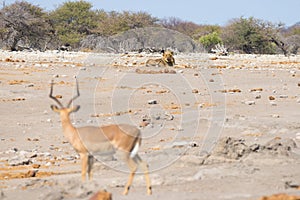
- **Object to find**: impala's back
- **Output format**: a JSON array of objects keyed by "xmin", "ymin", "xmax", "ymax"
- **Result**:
[{"xmin": 76, "ymin": 124, "xmax": 141, "ymax": 155}]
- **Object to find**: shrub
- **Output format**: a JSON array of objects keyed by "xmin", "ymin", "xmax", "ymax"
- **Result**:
[
  {"xmin": 49, "ymin": 0, "xmax": 97, "ymax": 47},
  {"xmin": 0, "ymin": 1, "xmax": 54, "ymax": 50},
  {"xmin": 222, "ymin": 17, "xmax": 278, "ymax": 54},
  {"xmin": 199, "ymin": 31, "xmax": 222, "ymax": 51}
]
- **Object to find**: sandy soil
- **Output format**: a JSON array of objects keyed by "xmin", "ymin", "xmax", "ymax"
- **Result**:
[{"xmin": 0, "ymin": 50, "xmax": 300, "ymax": 200}]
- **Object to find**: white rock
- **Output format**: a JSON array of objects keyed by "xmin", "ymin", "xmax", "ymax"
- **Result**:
[
  {"xmin": 271, "ymin": 114, "xmax": 280, "ymax": 118},
  {"xmin": 279, "ymin": 95, "xmax": 288, "ymax": 98},
  {"xmin": 244, "ymin": 101, "xmax": 255, "ymax": 105},
  {"xmin": 148, "ymin": 99, "xmax": 158, "ymax": 105},
  {"xmin": 296, "ymin": 133, "xmax": 300, "ymax": 140}
]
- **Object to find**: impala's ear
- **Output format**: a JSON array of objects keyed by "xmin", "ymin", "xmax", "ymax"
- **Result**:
[
  {"xmin": 70, "ymin": 105, "xmax": 80, "ymax": 113},
  {"xmin": 50, "ymin": 105, "xmax": 60, "ymax": 113}
]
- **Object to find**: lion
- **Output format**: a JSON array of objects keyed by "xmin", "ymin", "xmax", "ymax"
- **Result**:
[{"xmin": 146, "ymin": 50, "xmax": 175, "ymax": 67}]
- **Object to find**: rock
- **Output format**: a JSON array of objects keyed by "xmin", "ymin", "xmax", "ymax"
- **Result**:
[
  {"xmin": 89, "ymin": 190, "xmax": 112, "ymax": 200},
  {"xmin": 148, "ymin": 99, "xmax": 158, "ymax": 105},
  {"xmin": 0, "ymin": 190, "xmax": 5, "ymax": 199},
  {"xmin": 32, "ymin": 164, "xmax": 41, "ymax": 169},
  {"xmin": 271, "ymin": 114, "xmax": 280, "ymax": 118},
  {"xmin": 26, "ymin": 83, "xmax": 34, "ymax": 87},
  {"xmin": 171, "ymin": 141, "xmax": 189, "ymax": 148},
  {"xmin": 269, "ymin": 96, "xmax": 276, "ymax": 100},
  {"xmin": 205, "ymin": 137, "xmax": 296, "ymax": 163},
  {"xmin": 80, "ymin": 27, "xmax": 202, "ymax": 53},
  {"xmin": 279, "ymin": 94, "xmax": 288, "ymax": 98},
  {"xmin": 255, "ymin": 94, "xmax": 261, "ymax": 99},
  {"xmin": 8, "ymin": 156, "xmax": 32, "ymax": 166},
  {"xmin": 296, "ymin": 133, "xmax": 300, "ymax": 140},
  {"xmin": 264, "ymin": 138, "xmax": 297, "ymax": 156},
  {"xmin": 26, "ymin": 170, "xmax": 38, "ymax": 178},
  {"xmin": 244, "ymin": 100, "xmax": 255, "ymax": 105},
  {"xmin": 192, "ymin": 89, "xmax": 199, "ymax": 94}
]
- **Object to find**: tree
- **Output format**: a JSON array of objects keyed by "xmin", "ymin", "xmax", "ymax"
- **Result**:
[
  {"xmin": 222, "ymin": 17, "xmax": 279, "ymax": 54},
  {"xmin": 160, "ymin": 17, "xmax": 201, "ymax": 39},
  {"xmin": 93, "ymin": 10, "xmax": 158, "ymax": 36},
  {"xmin": 50, "ymin": 0, "xmax": 97, "ymax": 47},
  {"xmin": 199, "ymin": 31, "xmax": 222, "ymax": 51},
  {"xmin": 0, "ymin": 1, "xmax": 54, "ymax": 51}
]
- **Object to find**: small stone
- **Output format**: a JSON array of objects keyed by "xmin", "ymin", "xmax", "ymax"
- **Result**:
[
  {"xmin": 271, "ymin": 114, "xmax": 280, "ymax": 118},
  {"xmin": 26, "ymin": 170, "xmax": 38, "ymax": 178},
  {"xmin": 148, "ymin": 100, "xmax": 158, "ymax": 105},
  {"xmin": 32, "ymin": 164, "xmax": 41, "ymax": 169},
  {"xmin": 190, "ymin": 142, "xmax": 199, "ymax": 147},
  {"xmin": 255, "ymin": 94, "xmax": 261, "ymax": 99},
  {"xmin": 270, "ymin": 101, "xmax": 277, "ymax": 106},
  {"xmin": 86, "ymin": 119, "xmax": 93, "ymax": 124},
  {"xmin": 46, "ymin": 118, "xmax": 52, "ymax": 123},
  {"xmin": 296, "ymin": 133, "xmax": 300, "ymax": 140},
  {"xmin": 8, "ymin": 156, "xmax": 32, "ymax": 166},
  {"xmin": 269, "ymin": 96, "xmax": 275, "ymax": 100},
  {"xmin": 192, "ymin": 89, "xmax": 199, "ymax": 94},
  {"xmin": 139, "ymin": 121, "xmax": 150, "ymax": 128},
  {"xmin": 244, "ymin": 101, "xmax": 255, "ymax": 105},
  {"xmin": 26, "ymin": 83, "xmax": 34, "ymax": 87},
  {"xmin": 279, "ymin": 94, "xmax": 288, "ymax": 98},
  {"xmin": 171, "ymin": 141, "xmax": 188, "ymax": 148}
]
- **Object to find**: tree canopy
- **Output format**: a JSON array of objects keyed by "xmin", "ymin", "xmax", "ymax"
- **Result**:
[{"xmin": 0, "ymin": 0, "xmax": 299, "ymax": 55}]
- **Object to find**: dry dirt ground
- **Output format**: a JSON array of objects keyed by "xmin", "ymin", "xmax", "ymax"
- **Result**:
[{"xmin": 0, "ymin": 50, "xmax": 300, "ymax": 200}]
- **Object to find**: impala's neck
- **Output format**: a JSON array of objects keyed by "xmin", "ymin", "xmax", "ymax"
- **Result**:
[{"xmin": 60, "ymin": 112, "xmax": 77, "ymax": 142}]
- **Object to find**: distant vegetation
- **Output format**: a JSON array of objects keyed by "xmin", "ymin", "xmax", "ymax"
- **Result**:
[{"xmin": 0, "ymin": 0, "xmax": 299, "ymax": 55}]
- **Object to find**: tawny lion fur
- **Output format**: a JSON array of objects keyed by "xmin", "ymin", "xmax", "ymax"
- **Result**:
[{"xmin": 146, "ymin": 50, "xmax": 175, "ymax": 67}]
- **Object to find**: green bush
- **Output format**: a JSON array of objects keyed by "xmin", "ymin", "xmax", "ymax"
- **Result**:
[
  {"xmin": 49, "ymin": 0, "xmax": 97, "ymax": 47},
  {"xmin": 222, "ymin": 17, "xmax": 278, "ymax": 54},
  {"xmin": 199, "ymin": 31, "xmax": 222, "ymax": 51}
]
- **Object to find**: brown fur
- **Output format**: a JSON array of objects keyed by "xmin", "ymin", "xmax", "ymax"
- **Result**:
[
  {"xmin": 146, "ymin": 50, "xmax": 175, "ymax": 67},
  {"xmin": 49, "ymin": 79, "xmax": 152, "ymax": 195}
]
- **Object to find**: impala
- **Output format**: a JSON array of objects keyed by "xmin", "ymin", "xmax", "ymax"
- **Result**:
[{"xmin": 49, "ymin": 78, "xmax": 152, "ymax": 195}]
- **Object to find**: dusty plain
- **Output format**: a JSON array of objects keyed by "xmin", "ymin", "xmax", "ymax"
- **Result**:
[{"xmin": 0, "ymin": 50, "xmax": 300, "ymax": 200}]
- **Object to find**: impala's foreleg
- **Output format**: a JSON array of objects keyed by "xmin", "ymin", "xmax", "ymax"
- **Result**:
[
  {"xmin": 80, "ymin": 153, "xmax": 88, "ymax": 181},
  {"xmin": 87, "ymin": 155, "xmax": 94, "ymax": 180}
]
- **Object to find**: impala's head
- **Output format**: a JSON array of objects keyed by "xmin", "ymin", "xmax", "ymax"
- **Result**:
[{"xmin": 49, "ymin": 78, "xmax": 80, "ymax": 116}]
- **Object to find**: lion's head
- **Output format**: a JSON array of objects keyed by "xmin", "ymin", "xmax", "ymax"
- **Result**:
[{"xmin": 162, "ymin": 50, "xmax": 175, "ymax": 66}]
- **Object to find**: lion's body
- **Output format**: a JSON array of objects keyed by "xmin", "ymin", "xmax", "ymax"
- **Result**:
[{"xmin": 146, "ymin": 50, "xmax": 175, "ymax": 67}]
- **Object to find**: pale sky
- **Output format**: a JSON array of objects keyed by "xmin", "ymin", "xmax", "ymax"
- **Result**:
[{"xmin": 2, "ymin": 0, "xmax": 300, "ymax": 26}]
